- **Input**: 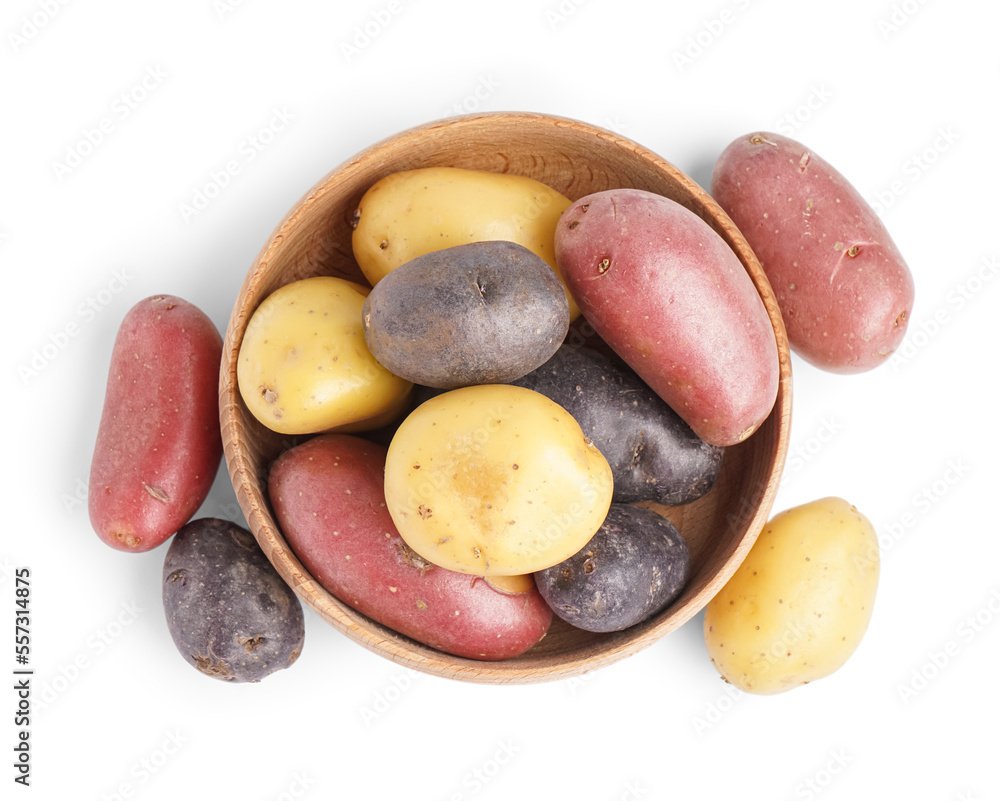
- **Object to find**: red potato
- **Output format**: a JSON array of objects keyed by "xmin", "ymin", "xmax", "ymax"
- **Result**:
[
  {"xmin": 711, "ymin": 132, "xmax": 914, "ymax": 373},
  {"xmin": 89, "ymin": 296, "xmax": 223, "ymax": 552},
  {"xmin": 268, "ymin": 434, "xmax": 553, "ymax": 661},
  {"xmin": 555, "ymin": 188, "xmax": 779, "ymax": 447}
]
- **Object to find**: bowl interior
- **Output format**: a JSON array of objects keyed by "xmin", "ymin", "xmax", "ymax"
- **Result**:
[{"xmin": 220, "ymin": 112, "xmax": 792, "ymax": 683}]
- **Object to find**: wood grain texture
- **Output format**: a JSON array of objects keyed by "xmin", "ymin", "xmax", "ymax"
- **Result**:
[{"xmin": 219, "ymin": 111, "xmax": 792, "ymax": 684}]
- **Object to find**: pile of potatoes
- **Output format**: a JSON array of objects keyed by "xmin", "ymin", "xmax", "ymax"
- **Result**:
[
  {"xmin": 88, "ymin": 130, "xmax": 909, "ymax": 691},
  {"xmin": 242, "ymin": 168, "xmax": 755, "ymax": 659}
]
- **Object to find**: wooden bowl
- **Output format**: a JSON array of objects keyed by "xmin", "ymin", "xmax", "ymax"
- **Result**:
[{"xmin": 219, "ymin": 112, "xmax": 792, "ymax": 684}]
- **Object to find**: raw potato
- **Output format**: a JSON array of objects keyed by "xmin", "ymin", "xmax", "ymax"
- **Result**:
[
  {"xmin": 512, "ymin": 345, "xmax": 723, "ymax": 505},
  {"xmin": 362, "ymin": 241, "xmax": 569, "ymax": 388},
  {"xmin": 555, "ymin": 188, "xmax": 779, "ymax": 447},
  {"xmin": 711, "ymin": 131, "xmax": 914, "ymax": 373},
  {"xmin": 162, "ymin": 518, "xmax": 305, "ymax": 682},
  {"xmin": 384, "ymin": 384, "xmax": 614, "ymax": 576},
  {"xmin": 704, "ymin": 497, "xmax": 880, "ymax": 694},
  {"xmin": 535, "ymin": 504, "xmax": 690, "ymax": 632},
  {"xmin": 237, "ymin": 276, "xmax": 412, "ymax": 435},
  {"xmin": 89, "ymin": 295, "xmax": 223, "ymax": 553},
  {"xmin": 351, "ymin": 166, "xmax": 580, "ymax": 318},
  {"xmin": 268, "ymin": 434, "xmax": 552, "ymax": 661}
]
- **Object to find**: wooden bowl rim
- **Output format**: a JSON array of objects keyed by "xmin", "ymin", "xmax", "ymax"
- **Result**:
[{"xmin": 220, "ymin": 111, "xmax": 792, "ymax": 684}]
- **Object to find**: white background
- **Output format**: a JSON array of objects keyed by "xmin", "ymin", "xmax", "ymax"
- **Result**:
[{"xmin": 3, "ymin": 0, "xmax": 997, "ymax": 798}]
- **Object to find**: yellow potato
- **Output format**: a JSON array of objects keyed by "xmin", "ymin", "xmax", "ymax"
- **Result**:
[
  {"xmin": 384, "ymin": 385, "xmax": 613, "ymax": 576},
  {"xmin": 704, "ymin": 497, "xmax": 879, "ymax": 694},
  {"xmin": 351, "ymin": 167, "xmax": 579, "ymax": 319},
  {"xmin": 237, "ymin": 276, "xmax": 412, "ymax": 435}
]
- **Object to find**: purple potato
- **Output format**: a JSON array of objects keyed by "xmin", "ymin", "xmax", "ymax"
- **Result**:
[
  {"xmin": 535, "ymin": 504, "xmax": 690, "ymax": 632},
  {"xmin": 162, "ymin": 518, "xmax": 304, "ymax": 683},
  {"xmin": 361, "ymin": 240, "xmax": 569, "ymax": 388},
  {"xmin": 513, "ymin": 345, "xmax": 723, "ymax": 505}
]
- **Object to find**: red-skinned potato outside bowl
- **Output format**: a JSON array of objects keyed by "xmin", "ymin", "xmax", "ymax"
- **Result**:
[
  {"xmin": 711, "ymin": 131, "xmax": 914, "ymax": 373},
  {"xmin": 90, "ymin": 295, "xmax": 223, "ymax": 553}
]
